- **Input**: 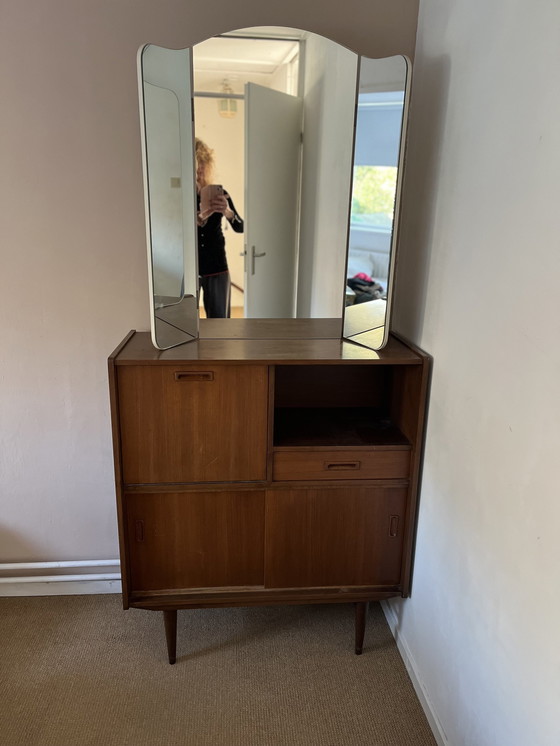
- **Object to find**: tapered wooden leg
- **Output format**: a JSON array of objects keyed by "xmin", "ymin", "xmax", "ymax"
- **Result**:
[
  {"xmin": 355, "ymin": 602, "xmax": 369, "ymax": 655},
  {"xmin": 163, "ymin": 610, "xmax": 177, "ymax": 664}
]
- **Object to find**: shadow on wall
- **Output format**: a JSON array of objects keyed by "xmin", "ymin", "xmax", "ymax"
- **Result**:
[
  {"xmin": 0, "ymin": 529, "xmax": 40, "ymax": 593},
  {"xmin": 0, "ymin": 528, "xmax": 48, "ymax": 567},
  {"xmin": 392, "ymin": 54, "xmax": 452, "ymax": 340}
]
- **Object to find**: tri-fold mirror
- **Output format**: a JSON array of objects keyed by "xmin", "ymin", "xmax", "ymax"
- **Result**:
[{"xmin": 138, "ymin": 26, "xmax": 410, "ymax": 350}]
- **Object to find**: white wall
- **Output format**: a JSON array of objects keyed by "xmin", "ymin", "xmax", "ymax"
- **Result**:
[
  {"xmin": 0, "ymin": 0, "xmax": 417, "ymax": 562},
  {"xmin": 391, "ymin": 0, "xmax": 560, "ymax": 744}
]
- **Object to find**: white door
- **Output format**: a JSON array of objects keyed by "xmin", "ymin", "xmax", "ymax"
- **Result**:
[{"xmin": 244, "ymin": 83, "xmax": 303, "ymax": 318}]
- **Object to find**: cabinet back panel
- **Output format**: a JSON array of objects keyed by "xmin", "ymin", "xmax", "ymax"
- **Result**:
[
  {"xmin": 274, "ymin": 366, "xmax": 391, "ymax": 408},
  {"xmin": 265, "ymin": 486, "xmax": 407, "ymax": 588},
  {"xmin": 126, "ymin": 491, "xmax": 265, "ymax": 591},
  {"xmin": 117, "ymin": 365, "xmax": 268, "ymax": 484}
]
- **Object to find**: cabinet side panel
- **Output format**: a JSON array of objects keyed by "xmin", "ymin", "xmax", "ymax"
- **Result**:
[
  {"xmin": 108, "ymin": 341, "xmax": 135, "ymax": 607},
  {"xmin": 391, "ymin": 358, "xmax": 431, "ymax": 595}
]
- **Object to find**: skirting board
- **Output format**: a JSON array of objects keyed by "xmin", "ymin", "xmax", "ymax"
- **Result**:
[
  {"xmin": 381, "ymin": 600, "xmax": 448, "ymax": 746},
  {"xmin": 0, "ymin": 560, "xmax": 122, "ymax": 597}
]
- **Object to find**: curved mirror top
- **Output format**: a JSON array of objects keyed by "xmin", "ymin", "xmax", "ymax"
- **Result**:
[{"xmin": 138, "ymin": 27, "xmax": 410, "ymax": 349}]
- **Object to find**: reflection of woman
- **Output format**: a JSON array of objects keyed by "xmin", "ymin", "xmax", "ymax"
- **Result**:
[{"xmin": 195, "ymin": 138, "xmax": 244, "ymax": 318}]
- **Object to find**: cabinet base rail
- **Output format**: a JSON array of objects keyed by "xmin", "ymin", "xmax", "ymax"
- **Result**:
[{"xmin": 128, "ymin": 585, "xmax": 402, "ymax": 611}]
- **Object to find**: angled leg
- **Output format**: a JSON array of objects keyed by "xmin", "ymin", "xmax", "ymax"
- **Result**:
[
  {"xmin": 163, "ymin": 610, "xmax": 177, "ymax": 664},
  {"xmin": 354, "ymin": 602, "xmax": 369, "ymax": 655}
]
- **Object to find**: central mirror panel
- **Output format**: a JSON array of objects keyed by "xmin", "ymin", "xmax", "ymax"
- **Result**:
[
  {"xmin": 192, "ymin": 29, "xmax": 357, "ymax": 322},
  {"xmin": 138, "ymin": 27, "xmax": 410, "ymax": 349}
]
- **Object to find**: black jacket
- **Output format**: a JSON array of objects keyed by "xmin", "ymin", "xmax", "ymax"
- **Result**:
[{"xmin": 197, "ymin": 192, "xmax": 244, "ymax": 276}]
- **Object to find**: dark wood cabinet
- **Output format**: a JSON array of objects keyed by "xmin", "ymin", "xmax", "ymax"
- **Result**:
[{"xmin": 108, "ymin": 320, "xmax": 430, "ymax": 663}]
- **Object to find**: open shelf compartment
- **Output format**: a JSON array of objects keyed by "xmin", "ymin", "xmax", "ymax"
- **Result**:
[{"xmin": 272, "ymin": 365, "xmax": 411, "ymax": 450}]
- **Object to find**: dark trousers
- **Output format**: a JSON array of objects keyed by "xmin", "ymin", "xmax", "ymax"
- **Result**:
[{"xmin": 200, "ymin": 271, "xmax": 231, "ymax": 318}]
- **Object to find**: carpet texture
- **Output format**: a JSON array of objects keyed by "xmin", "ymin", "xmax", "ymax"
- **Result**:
[{"xmin": 0, "ymin": 596, "xmax": 436, "ymax": 746}]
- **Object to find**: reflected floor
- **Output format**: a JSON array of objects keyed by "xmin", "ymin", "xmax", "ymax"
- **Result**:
[{"xmin": 199, "ymin": 306, "xmax": 244, "ymax": 319}]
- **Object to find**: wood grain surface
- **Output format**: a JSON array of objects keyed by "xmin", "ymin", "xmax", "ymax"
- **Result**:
[
  {"xmin": 125, "ymin": 490, "xmax": 265, "ymax": 591},
  {"xmin": 117, "ymin": 364, "xmax": 268, "ymax": 484},
  {"xmin": 264, "ymin": 486, "xmax": 407, "ymax": 588}
]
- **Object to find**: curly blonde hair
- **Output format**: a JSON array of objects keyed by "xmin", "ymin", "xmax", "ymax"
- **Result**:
[{"xmin": 195, "ymin": 137, "xmax": 214, "ymax": 187}]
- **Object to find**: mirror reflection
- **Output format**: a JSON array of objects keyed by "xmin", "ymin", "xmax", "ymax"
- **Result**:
[
  {"xmin": 343, "ymin": 55, "xmax": 409, "ymax": 349},
  {"xmin": 139, "ymin": 28, "xmax": 410, "ymax": 349},
  {"xmin": 192, "ymin": 28, "xmax": 357, "ymax": 320},
  {"xmin": 139, "ymin": 44, "xmax": 198, "ymax": 347}
]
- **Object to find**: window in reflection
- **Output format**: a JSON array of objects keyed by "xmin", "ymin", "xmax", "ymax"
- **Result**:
[
  {"xmin": 351, "ymin": 166, "xmax": 398, "ymax": 230},
  {"xmin": 347, "ymin": 87, "xmax": 405, "ymax": 308}
]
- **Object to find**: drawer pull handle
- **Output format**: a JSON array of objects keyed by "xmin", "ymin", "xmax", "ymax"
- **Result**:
[
  {"xmin": 174, "ymin": 371, "xmax": 214, "ymax": 382},
  {"xmin": 323, "ymin": 461, "xmax": 361, "ymax": 471},
  {"xmin": 389, "ymin": 515, "xmax": 399, "ymax": 537},
  {"xmin": 135, "ymin": 520, "xmax": 144, "ymax": 542}
]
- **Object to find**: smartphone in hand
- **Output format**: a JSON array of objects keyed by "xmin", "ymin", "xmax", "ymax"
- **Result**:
[{"xmin": 200, "ymin": 184, "xmax": 223, "ymax": 212}]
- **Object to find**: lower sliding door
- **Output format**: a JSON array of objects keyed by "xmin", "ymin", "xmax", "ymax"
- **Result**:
[
  {"xmin": 264, "ymin": 485, "xmax": 407, "ymax": 588},
  {"xmin": 125, "ymin": 490, "xmax": 265, "ymax": 592}
]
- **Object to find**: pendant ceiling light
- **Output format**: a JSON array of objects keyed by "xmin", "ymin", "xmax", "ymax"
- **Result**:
[{"xmin": 218, "ymin": 79, "xmax": 237, "ymax": 119}]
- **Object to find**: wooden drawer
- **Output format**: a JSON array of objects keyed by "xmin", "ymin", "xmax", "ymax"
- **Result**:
[{"xmin": 272, "ymin": 448, "xmax": 410, "ymax": 481}]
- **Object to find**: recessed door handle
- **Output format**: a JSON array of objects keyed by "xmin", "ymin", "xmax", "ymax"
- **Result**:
[
  {"xmin": 174, "ymin": 371, "xmax": 214, "ymax": 382},
  {"xmin": 323, "ymin": 461, "xmax": 361, "ymax": 471}
]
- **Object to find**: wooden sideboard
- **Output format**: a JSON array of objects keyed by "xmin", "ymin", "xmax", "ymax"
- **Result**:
[{"xmin": 108, "ymin": 319, "xmax": 430, "ymax": 663}]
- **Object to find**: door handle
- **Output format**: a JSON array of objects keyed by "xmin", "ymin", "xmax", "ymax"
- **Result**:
[{"xmin": 251, "ymin": 245, "xmax": 266, "ymax": 275}]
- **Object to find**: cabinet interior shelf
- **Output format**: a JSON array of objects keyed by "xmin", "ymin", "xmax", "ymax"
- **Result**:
[{"xmin": 273, "ymin": 407, "xmax": 411, "ymax": 449}]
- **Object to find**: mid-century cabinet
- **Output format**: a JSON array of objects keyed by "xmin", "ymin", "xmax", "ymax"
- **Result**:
[{"xmin": 108, "ymin": 320, "xmax": 430, "ymax": 663}]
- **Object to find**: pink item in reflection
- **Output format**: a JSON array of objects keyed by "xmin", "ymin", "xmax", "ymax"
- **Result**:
[{"xmin": 354, "ymin": 272, "xmax": 373, "ymax": 282}]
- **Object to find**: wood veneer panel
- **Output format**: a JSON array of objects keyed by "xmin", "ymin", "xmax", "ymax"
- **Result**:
[
  {"xmin": 125, "ymin": 491, "xmax": 265, "ymax": 591},
  {"xmin": 108, "ymin": 331, "xmax": 136, "ymax": 607},
  {"xmin": 389, "ymin": 345, "xmax": 431, "ymax": 596},
  {"xmin": 265, "ymin": 486, "xmax": 407, "ymax": 588},
  {"xmin": 129, "ymin": 587, "xmax": 401, "ymax": 610},
  {"xmin": 118, "ymin": 364, "xmax": 268, "ymax": 484},
  {"xmin": 272, "ymin": 449, "xmax": 410, "ymax": 481},
  {"xmin": 199, "ymin": 318, "xmax": 343, "ymax": 339},
  {"xmin": 113, "ymin": 329, "xmax": 422, "ymax": 365}
]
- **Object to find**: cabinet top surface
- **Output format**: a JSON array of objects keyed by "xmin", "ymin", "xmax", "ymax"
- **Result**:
[{"xmin": 110, "ymin": 320, "xmax": 425, "ymax": 365}]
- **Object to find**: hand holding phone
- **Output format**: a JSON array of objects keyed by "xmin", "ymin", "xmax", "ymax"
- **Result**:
[{"xmin": 200, "ymin": 184, "xmax": 224, "ymax": 213}]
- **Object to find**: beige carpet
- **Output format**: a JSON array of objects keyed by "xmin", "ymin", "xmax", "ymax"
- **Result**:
[{"xmin": 0, "ymin": 596, "xmax": 436, "ymax": 746}]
